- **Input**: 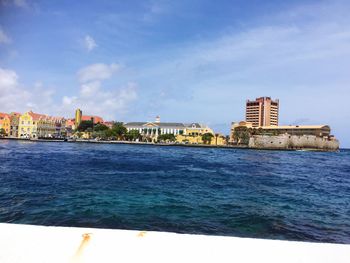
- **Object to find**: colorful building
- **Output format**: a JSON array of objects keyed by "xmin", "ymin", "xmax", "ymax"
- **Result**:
[
  {"xmin": 9, "ymin": 112, "xmax": 21, "ymax": 138},
  {"xmin": 75, "ymin": 109, "xmax": 82, "ymax": 129},
  {"xmin": 0, "ymin": 113, "xmax": 11, "ymax": 136},
  {"xmin": 52, "ymin": 117, "xmax": 67, "ymax": 138},
  {"xmin": 18, "ymin": 111, "xmax": 58, "ymax": 139},
  {"xmin": 124, "ymin": 116, "xmax": 224, "ymax": 144}
]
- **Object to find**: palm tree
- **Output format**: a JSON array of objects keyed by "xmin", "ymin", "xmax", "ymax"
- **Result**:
[{"xmin": 215, "ymin": 133, "xmax": 219, "ymax": 145}]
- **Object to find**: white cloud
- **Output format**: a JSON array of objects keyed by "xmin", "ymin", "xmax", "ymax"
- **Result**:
[
  {"xmin": 0, "ymin": 68, "xmax": 18, "ymax": 90},
  {"xmin": 0, "ymin": 66, "xmax": 138, "ymax": 121},
  {"xmin": 80, "ymin": 81, "xmax": 101, "ymax": 97},
  {"xmin": 62, "ymin": 96, "xmax": 77, "ymax": 106},
  {"xmin": 77, "ymin": 63, "xmax": 121, "ymax": 83},
  {"xmin": 61, "ymin": 82, "xmax": 138, "ymax": 120},
  {"xmin": 84, "ymin": 35, "xmax": 97, "ymax": 52},
  {"xmin": 0, "ymin": 27, "xmax": 11, "ymax": 44},
  {"xmin": 0, "ymin": 67, "xmax": 53, "ymax": 113}
]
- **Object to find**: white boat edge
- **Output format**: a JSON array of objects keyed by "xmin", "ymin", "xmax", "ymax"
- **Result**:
[{"xmin": 0, "ymin": 223, "xmax": 349, "ymax": 263}]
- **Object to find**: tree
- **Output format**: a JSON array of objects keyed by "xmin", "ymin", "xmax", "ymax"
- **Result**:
[
  {"xmin": 125, "ymin": 129, "xmax": 141, "ymax": 141},
  {"xmin": 202, "ymin": 133, "xmax": 214, "ymax": 144},
  {"xmin": 233, "ymin": 126, "xmax": 250, "ymax": 145},
  {"xmin": 77, "ymin": 120, "xmax": 93, "ymax": 132},
  {"xmin": 157, "ymin": 134, "xmax": 176, "ymax": 142},
  {"xmin": 0, "ymin": 128, "xmax": 6, "ymax": 137},
  {"xmin": 104, "ymin": 129, "xmax": 115, "ymax": 139},
  {"xmin": 94, "ymin": 123, "xmax": 109, "ymax": 132},
  {"xmin": 112, "ymin": 122, "xmax": 127, "ymax": 140}
]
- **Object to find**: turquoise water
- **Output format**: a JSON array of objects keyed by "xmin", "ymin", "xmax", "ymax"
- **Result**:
[{"xmin": 0, "ymin": 140, "xmax": 349, "ymax": 243}]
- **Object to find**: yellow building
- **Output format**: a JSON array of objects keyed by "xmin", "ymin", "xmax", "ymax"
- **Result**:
[
  {"xmin": 18, "ymin": 111, "xmax": 56, "ymax": 139},
  {"xmin": 124, "ymin": 117, "xmax": 226, "ymax": 145},
  {"xmin": 230, "ymin": 121, "xmax": 253, "ymax": 142},
  {"xmin": 75, "ymin": 109, "xmax": 82, "ymax": 128},
  {"xmin": 176, "ymin": 133, "xmax": 226, "ymax": 146},
  {"xmin": 176, "ymin": 126, "xmax": 227, "ymax": 145}
]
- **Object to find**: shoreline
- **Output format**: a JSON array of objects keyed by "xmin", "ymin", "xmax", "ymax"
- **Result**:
[
  {"xmin": 0, "ymin": 137, "xmax": 339, "ymax": 152},
  {"xmin": 0, "ymin": 223, "xmax": 349, "ymax": 262}
]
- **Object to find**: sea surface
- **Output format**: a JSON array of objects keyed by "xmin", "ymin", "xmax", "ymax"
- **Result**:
[{"xmin": 0, "ymin": 140, "xmax": 349, "ymax": 243}]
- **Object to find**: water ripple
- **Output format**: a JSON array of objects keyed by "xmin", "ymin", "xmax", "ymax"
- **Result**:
[{"xmin": 0, "ymin": 140, "xmax": 350, "ymax": 243}]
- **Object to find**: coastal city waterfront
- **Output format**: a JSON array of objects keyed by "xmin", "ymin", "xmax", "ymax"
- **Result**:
[
  {"xmin": 2, "ymin": 1, "xmax": 350, "ymax": 261},
  {"xmin": 0, "ymin": 140, "xmax": 349, "ymax": 243},
  {"xmin": 0, "ymin": 97, "xmax": 339, "ymax": 151}
]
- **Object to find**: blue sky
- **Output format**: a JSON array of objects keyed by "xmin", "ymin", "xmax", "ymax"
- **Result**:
[{"xmin": 1, "ymin": 0, "xmax": 350, "ymax": 146}]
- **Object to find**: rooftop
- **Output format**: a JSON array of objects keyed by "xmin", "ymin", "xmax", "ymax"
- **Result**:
[
  {"xmin": 124, "ymin": 122, "xmax": 203, "ymax": 128},
  {"xmin": 262, "ymin": 125, "xmax": 330, "ymax": 129}
]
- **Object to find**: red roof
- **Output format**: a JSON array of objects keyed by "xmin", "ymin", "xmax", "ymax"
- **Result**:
[
  {"xmin": 0, "ymin": 112, "xmax": 10, "ymax": 119},
  {"xmin": 28, "ymin": 111, "xmax": 47, "ymax": 121},
  {"xmin": 66, "ymin": 119, "xmax": 75, "ymax": 127},
  {"xmin": 82, "ymin": 115, "xmax": 104, "ymax": 124}
]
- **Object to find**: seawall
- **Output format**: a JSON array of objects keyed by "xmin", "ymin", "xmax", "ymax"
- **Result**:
[{"xmin": 249, "ymin": 134, "xmax": 339, "ymax": 151}]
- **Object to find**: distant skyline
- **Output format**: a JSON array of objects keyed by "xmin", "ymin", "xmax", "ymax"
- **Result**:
[{"xmin": 1, "ymin": 0, "xmax": 350, "ymax": 147}]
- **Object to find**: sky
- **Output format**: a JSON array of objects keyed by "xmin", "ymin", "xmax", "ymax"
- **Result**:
[{"xmin": 0, "ymin": 0, "xmax": 350, "ymax": 147}]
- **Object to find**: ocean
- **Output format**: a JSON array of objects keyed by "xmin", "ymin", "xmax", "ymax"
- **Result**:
[{"xmin": 0, "ymin": 139, "xmax": 349, "ymax": 243}]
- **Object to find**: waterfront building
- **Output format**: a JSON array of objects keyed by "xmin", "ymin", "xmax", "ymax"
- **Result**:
[
  {"xmin": 9, "ymin": 112, "xmax": 21, "ymax": 138},
  {"xmin": 0, "ymin": 113, "xmax": 11, "ymax": 136},
  {"xmin": 52, "ymin": 117, "xmax": 67, "ymax": 138},
  {"xmin": 18, "ymin": 111, "xmax": 57, "ymax": 139},
  {"xmin": 230, "ymin": 121, "xmax": 253, "ymax": 142},
  {"xmin": 36, "ymin": 115, "xmax": 56, "ymax": 138},
  {"xmin": 75, "ymin": 109, "xmax": 82, "ymax": 128},
  {"xmin": 260, "ymin": 125, "xmax": 332, "ymax": 137},
  {"xmin": 246, "ymin": 97, "xmax": 279, "ymax": 127},
  {"xmin": 124, "ymin": 116, "xmax": 214, "ymax": 142},
  {"xmin": 81, "ymin": 115, "xmax": 104, "ymax": 124},
  {"xmin": 65, "ymin": 118, "xmax": 76, "ymax": 130},
  {"xmin": 74, "ymin": 108, "xmax": 104, "ymax": 128},
  {"xmin": 177, "ymin": 132, "xmax": 227, "ymax": 145},
  {"xmin": 176, "ymin": 124, "xmax": 223, "ymax": 145},
  {"xmin": 230, "ymin": 120, "xmax": 334, "ymax": 144}
]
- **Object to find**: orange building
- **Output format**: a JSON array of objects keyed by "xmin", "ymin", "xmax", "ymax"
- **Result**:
[
  {"xmin": 246, "ymin": 97, "xmax": 279, "ymax": 127},
  {"xmin": 0, "ymin": 113, "xmax": 11, "ymax": 136}
]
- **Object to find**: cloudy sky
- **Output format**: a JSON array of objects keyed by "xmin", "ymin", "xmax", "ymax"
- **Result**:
[{"xmin": 1, "ymin": 0, "xmax": 350, "ymax": 146}]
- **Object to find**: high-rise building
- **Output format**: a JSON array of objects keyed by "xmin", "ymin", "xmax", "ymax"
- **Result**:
[
  {"xmin": 75, "ymin": 108, "xmax": 82, "ymax": 128},
  {"xmin": 245, "ymin": 97, "xmax": 279, "ymax": 127}
]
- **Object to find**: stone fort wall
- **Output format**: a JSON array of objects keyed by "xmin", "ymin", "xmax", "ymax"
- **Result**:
[{"xmin": 248, "ymin": 135, "xmax": 339, "ymax": 151}]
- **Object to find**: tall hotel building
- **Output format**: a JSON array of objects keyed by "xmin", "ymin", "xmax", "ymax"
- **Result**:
[{"xmin": 245, "ymin": 97, "xmax": 279, "ymax": 127}]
